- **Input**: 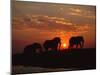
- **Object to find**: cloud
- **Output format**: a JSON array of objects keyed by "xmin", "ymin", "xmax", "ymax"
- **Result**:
[
  {"xmin": 13, "ymin": 15, "xmax": 75, "ymax": 31},
  {"xmin": 69, "ymin": 7, "xmax": 96, "ymax": 19},
  {"xmin": 69, "ymin": 8, "xmax": 83, "ymax": 16},
  {"xmin": 70, "ymin": 8, "xmax": 82, "ymax": 13},
  {"xmin": 69, "ymin": 12, "xmax": 81, "ymax": 16},
  {"xmin": 12, "ymin": 15, "xmax": 94, "ymax": 36}
]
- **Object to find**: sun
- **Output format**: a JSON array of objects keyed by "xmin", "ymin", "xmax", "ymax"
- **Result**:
[{"xmin": 62, "ymin": 43, "xmax": 67, "ymax": 48}]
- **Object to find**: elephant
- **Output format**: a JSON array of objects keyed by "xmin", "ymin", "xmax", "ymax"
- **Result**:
[
  {"xmin": 23, "ymin": 42, "xmax": 42, "ymax": 55},
  {"xmin": 43, "ymin": 37, "xmax": 61, "ymax": 51},
  {"xmin": 68, "ymin": 36, "xmax": 84, "ymax": 49}
]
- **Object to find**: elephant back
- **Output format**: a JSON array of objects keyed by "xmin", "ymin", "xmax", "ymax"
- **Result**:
[
  {"xmin": 76, "ymin": 36, "xmax": 84, "ymax": 42},
  {"xmin": 53, "ymin": 37, "xmax": 61, "ymax": 44},
  {"xmin": 69, "ymin": 37, "xmax": 77, "ymax": 44},
  {"xmin": 23, "ymin": 42, "xmax": 42, "ymax": 55},
  {"xmin": 32, "ymin": 43, "xmax": 42, "ymax": 49},
  {"xmin": 43, "ymin": 40, "xmax": 52, "ymax": 48}
]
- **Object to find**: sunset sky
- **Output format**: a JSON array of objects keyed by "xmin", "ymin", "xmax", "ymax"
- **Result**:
[{"xmin": 12, "ymin": 1, "xmax": 96, "ymax": 53}]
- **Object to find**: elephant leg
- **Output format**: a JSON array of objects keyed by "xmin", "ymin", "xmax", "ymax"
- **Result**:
[
  {"xmin": 76, "ymin": 44, "xmax": 78, "ymax": 48},
  {"xmin": 80, "ymin": 44, "xmax": 83, "ymax": 48},
  {"xmin": 54, "ymin": 46, "xmax": 57, "ymax": 51},
  {"xmin": 79, "ymin": 42, "xmax": 83, "ymax": 48},
  {"xmin": 79, "ymin": 43, "xmax": 82, "ymax": 48},
  {"xmin": 51, "ymin": 47, "xmax": 55, "ymax": 51},
  {"xmin": 35, "ymin": 49, "xmax": 39, "ymax": 54},
  {"xmin": 81, "ymin": 42, "xmax": 84, "ymax": 48},
  {"xmin": 44, "ymin": 47, "xmax": 48, "ymax": 52},
  {"xmin": 37, "ymin": 48, "xmax": 42, "ymax": 54},
  {"xmin": 68, "ymin": 45, "xmax": 72, "ymax": 52},
  {"xmin": 58, "ymin": 43, "xmax": 61, "ymax": 51},
  {"xmin": 54, "ymin": 48, "xmax": 57, "ymax": 51}
]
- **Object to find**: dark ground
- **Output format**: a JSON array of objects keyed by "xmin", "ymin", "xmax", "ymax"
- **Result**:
[{"xmin": 12, "ymin": 48, "xmax": 96, "ymax": 74}]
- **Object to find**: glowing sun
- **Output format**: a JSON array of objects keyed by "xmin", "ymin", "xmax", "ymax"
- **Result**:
[{"xmin": 62, "ymin": 43, "xmax": 67, "ymax": 48}]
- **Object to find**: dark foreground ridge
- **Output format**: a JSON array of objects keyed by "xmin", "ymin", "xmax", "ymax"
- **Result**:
[{"xmin": 12, "ymin": 48, "xmax": 96, "ymax": 74}]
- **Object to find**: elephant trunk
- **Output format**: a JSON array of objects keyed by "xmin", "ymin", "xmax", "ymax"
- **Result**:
[
  {"xmin": 58, "ymin": 42, "xmax": 61, "ymax": 50},
  {"xmin": 81, "ymin": 40, "xmax": 84, "ymax": 48}
]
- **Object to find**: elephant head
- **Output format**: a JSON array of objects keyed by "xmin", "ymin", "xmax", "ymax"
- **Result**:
[{"xmin": 52, "ymin": 37, "xmax": 61, "ymax": 50}]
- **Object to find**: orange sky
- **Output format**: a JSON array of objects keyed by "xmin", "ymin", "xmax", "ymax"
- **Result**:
[{"xmin": 12, "ymin": 1, "xmax": 96, "ymax": 53}]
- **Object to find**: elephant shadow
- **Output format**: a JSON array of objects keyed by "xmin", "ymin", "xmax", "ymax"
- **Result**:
[{"xmin": 68, "ymin": 36, "xmax": 84, "ymax": 49}]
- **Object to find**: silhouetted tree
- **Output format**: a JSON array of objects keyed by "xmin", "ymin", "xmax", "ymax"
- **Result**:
[
  {"xmin": 68, "ymin": 36, "xmax": 84, "ymax": 49},
  {"xmin": 43, "ymin": 37, "xmax": 61, "ymax": 51}
]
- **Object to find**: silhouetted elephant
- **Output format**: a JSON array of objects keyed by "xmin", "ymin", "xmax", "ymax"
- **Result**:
[
  {"xmin": 43, "ymin": 37, "xmax": 61, "ymax": 51},
  {"xmin": 68, "ymin": 36, "xmax": 84, "ymax": 49},
  {"xmin": 23, "ymin": 42, "xmax": 42, "ymax": 55}
]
